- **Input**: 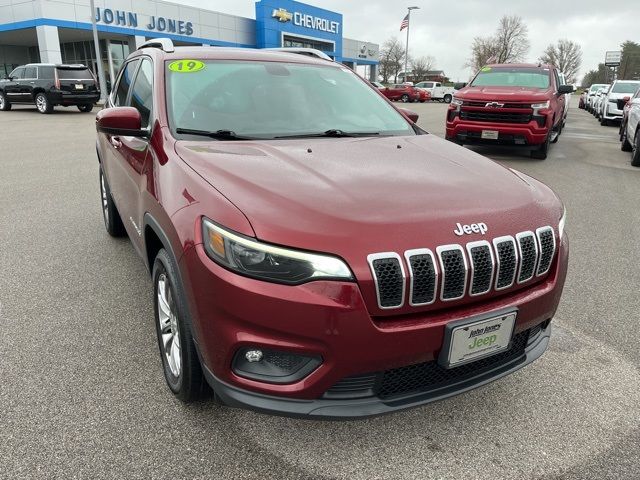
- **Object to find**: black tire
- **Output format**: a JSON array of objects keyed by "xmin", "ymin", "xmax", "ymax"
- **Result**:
[
  {"xmin": 621, "ymin": 124, "xmax": 632, "ymax": 152},
  {"xmin": 600, "ymin": 115, "xmax": 608, "ymax": 126},
  {"xmin": 446, "ymin": 135, "xmax": 463, "ymax": 146},
  {"xmin": 153, "ymin": 249, "xmax": 207, "ymax": 402},
  {"xmin": 0, "ymin": 91, "xmax": 11, "ymax": 111},
  {"xmin": 35, "ymin": 92, "xmax": 53, "ymax": 114},
  {"xmin": 443, "ymin": 94, "xmax": 452, "ymax": 104},
  {"xmin": 531, "ymin": 134, "xmax": 550, "ymax": 160},
  {"xmin": 401, "ymin": 94, "xmax": 410, "ymax": 103},
  {"xmin": 631, "ymin": 130, "xmax": 640, "ymax": 167},
  {"xmin": 78, "ymin": 103, "xmax": 93, "ymax": 112},
  {"xmin": 99, "ymin": 167, "xmax": 126, "ymax": 237}
]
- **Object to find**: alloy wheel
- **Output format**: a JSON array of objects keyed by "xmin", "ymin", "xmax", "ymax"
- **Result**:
[
  {"xmin": 157, "ymin": 274, "xmax": 182, "ymax": 378},
  {"xmin": 36, "ymin": 95, "xmax": 47, "ymax": 113},
  {"xmin": 100, "ymin": 172, "xmax": 109, "ymax": 225},
  {"xmin": 0, "ymin": 95, "xmax": 4, "ymax": 109}
]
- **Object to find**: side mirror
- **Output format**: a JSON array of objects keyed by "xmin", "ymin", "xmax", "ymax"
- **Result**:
[
  {"xmin": 96, "ymin": 107, "xmax": 147, "ymax": 137},
  {"xmin": 557, "ymin": 85, "xmax": 573, "ymax": 95},
  {"xmin": 622, "ymin": 96, "xmax": 631, "ymax": 104},
  {"xmin": 454, "ymin": 82, "xmax": 467, "ymax": 90},
  {"xmin": 398, "ymin": 107, "xmax": 419, "ymax": 123}
]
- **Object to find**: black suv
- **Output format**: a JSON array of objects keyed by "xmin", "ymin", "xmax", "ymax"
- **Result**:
[{"xmin": 0, "ymin": 63, "xmax": 99, "ymax": 114}]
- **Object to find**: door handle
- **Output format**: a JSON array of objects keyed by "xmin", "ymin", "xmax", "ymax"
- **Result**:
[
  {"xmin": 110, "ymin": 136, "xmax": 122, "ymax": 149},
  {"xmin": 29, "ymin": 81, "xmax": 35, "ymax": 84}
]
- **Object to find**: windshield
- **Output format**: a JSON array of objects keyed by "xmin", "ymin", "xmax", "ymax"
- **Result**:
[
  {"xmin": 589, "ymin": 84, "xmax": 608, "ymax": 93},
  {"xmin": 166, "ymin": 60, "xmax": 414, "ymax": 139},
  {"xmin": 470, "ymin": 67, "xmax": 550, "ymax": 89},
  {"xmin": 612, "ymin": 82, "xmax": 640, "ymax": 94}
]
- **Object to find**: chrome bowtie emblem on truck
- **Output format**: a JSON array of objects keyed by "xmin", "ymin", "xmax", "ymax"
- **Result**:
[
  {"xmin": 485, "ymin": 102, "xmax": 504, "ymax": 108},
  {"xmin": 454, "ymin": 222, "xmax": 488, "ymax": 236}
]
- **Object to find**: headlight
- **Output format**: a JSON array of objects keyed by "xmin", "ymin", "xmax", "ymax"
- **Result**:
[
  {"xmin": 558, "ymin": 206, "xmax": 567, "ymax": 239},
  {"xmin": 202, "ymin": 218, "xmax": 353, "ymax": 284},
  {"xmin": 451, "ymin": 97, "xmax": 463, "ymax": 106},
  {"xmin": 531, "ymin": 101, "xmax": 550, "ymax": 109}
]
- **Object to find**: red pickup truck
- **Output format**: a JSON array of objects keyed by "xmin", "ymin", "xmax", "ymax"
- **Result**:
[{"xmin": 446, "ymin": 64, "xmax": 573, "ymax": 159}]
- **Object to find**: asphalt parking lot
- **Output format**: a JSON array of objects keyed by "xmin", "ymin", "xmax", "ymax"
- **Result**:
[{"xmin": 1, "ymin": 99, "xmax": 639, "ymax": 479}]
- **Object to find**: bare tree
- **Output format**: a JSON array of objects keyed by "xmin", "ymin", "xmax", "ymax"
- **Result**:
[
  {"xmin": 466, "ymin": 15, "xmax": 530, "ymax": 73},
  {"xmin": 379, "ymin": 37, "xmax": 406, "ymax": 84},
  {"xmin": 539, "ymin": 39, "xmax": 583, "ymax": 84},
  {"xmin": 494, "ymin": 15, "xmax": 530, "ymax": 64},
  {"xmin": 411, "ymin": 56, "xmax": 436, "ymax": 82},
  {"xmin": 467, "ymin": 36, "xmax": 500, "ymax": 72}
]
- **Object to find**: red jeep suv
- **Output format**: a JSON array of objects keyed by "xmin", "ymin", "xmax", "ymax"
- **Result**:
[
  {"xmin": 446, "ymin": 64, "xmax": 573, "ymax": 159},
  {"xmin": 96, "ymin": 40, "xmax": 568, "ymax": 418}
]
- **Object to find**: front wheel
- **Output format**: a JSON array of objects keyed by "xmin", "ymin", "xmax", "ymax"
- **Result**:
[
  {"xmin": 35, "ymin": 93, "xmax": 53, "ymax": 114},
  {"xmin": 621, "ymin": 124, "xmax": 632, "ymax": 152},
  {"xmin": 631, "ymin": 131, "xmax": 640, "ymax": 167},
  {"xmin": 443, "ymin": 94, "xmax": 452, "ymax": 103},
  {"xmin": 153, "ymin": 249, "xmax": 207, "ymax": 402},
  {"xmin": 0, "ymin": 91, "xmax": 11, "ymax": 111},
  {"xmin": 531, "ymin": 134, "xmax": 550, "ymax": 160},
  {"xmin": 400, "ymin": 94, "xmax": 410, "ymax": 103},
  {"xmin": 78, "ymin": 103, "xmax": 93, "ymax": 112}
]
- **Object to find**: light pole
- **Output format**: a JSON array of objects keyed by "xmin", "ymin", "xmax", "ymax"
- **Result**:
[
  {"xmin": 90, "ymin": 0, "xmax": 108, "ymax": 104},
  {"xmin": 404, "ymin": 6, "xmax": 419, "ymax": 83}
]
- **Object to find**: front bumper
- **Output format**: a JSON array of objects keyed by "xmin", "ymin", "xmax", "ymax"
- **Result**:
[
  {"xmin": 446, "ymin": 117, "xmax": 550, "ymax": 146},
  {"xmin": 204, "ymin": 322, "xmax": 551, "ymax": 419},
  {"xmin": 602, "ymin": 104, "xmax": 623, "ymax": 121},
  {"xmin": 179, "ymin": 235, "xmax": 567, "ymax": 418}
]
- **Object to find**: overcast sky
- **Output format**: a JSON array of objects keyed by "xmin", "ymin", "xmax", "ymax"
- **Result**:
[{"xmin": 189, "ymin": 0, "xmax": 638, "ymax": 83}]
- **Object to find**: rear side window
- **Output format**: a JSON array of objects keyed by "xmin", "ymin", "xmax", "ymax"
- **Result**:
[
  {"xmin": 113, "ymin": 59, "xmax": 139, "ymax": 107},
  {"xmin": 129, "ymin": 59, "xmax": 154, "ymax": 128},
  {"xmin": 38, "ymin": 66, "xmax": 54, "ymax": 79},
  {"xmin": 23, "ymin": 67, "xmax": 37, "ymax": 79},
  {"xmin": 9, "ymin": 67, "xmax": 24, "ymax": 79},
  {"xmin": 56, "ymin": 68, "xmax": 93, "ymax": 80}
]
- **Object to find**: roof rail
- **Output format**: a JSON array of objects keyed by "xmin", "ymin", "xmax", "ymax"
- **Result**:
[
  {"xmin": 266, "ymin": 48, "xmax": 332, "ymax": 61},
  {"xmin": 138, "ymin": 38, "xmax": 175, "ymax": 53}
]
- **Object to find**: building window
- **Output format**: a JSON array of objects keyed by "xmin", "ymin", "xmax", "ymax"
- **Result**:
[{"xmin": 283, "ymin": 35, "xmax": 333, "ymax": 52}]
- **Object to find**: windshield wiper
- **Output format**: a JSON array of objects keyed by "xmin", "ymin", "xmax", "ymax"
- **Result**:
[
  {"xmin": 176, "ymin": 128, "xmax": 254, "ymax": 140},
  {"xmin": 274, "ymin": 129, "xmax": 382, "ymax": 139}
]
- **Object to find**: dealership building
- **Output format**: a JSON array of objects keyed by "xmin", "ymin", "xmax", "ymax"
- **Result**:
[{"xmin": 0, "ymin": 0, "xmax": 379, "ymax": 86}]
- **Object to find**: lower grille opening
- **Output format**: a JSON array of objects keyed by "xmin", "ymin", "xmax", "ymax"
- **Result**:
[{"xmin": 325, "ymin": 326, "xmax": 540, "ymax": 401}]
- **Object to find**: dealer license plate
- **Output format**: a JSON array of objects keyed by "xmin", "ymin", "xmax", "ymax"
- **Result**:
[
  {"xmin": 75, "ymin": 84, "xmax": 84, "ymax": 90},
  {"xmin": 440, "ymin": 312, "xmax": 516, "ymax": 368},
  {"xmin": 481, "ymin": 130, "xmax": 499, "ymax": 140}
]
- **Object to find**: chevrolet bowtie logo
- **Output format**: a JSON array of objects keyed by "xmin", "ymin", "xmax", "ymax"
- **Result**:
[{"xmin": 272, "ymin": 8, "xmax": 293, "ymax": 22}]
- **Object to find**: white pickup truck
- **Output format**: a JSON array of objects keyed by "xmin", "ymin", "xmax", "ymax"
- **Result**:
[{"xmin": 414, "ymin": 81, "xmax": 456, "ymax": 103}]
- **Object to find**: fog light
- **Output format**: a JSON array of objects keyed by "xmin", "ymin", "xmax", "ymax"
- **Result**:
[{"xmin": 232, "ymin": 347, "xmax": 322, "ymax": 384}]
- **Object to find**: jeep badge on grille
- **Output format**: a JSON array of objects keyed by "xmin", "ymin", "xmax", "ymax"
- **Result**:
[{"xmin": 454, "ymin": 222, "xmax": 488, "ymax": 236}]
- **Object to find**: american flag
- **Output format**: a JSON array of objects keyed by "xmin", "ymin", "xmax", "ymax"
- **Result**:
[{"xmin": 400, "ymin": 14, "xmax": 409, "ymax": 31}]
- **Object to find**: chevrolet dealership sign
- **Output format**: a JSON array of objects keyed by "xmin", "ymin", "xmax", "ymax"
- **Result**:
[{"xmin": 272, "ymin": 7, "xmax": 340, "ymax": 34}]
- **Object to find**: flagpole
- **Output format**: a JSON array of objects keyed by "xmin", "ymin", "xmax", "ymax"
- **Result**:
[{"xmin": 404, "ymin": 6, "xmax": 419, "ymax": 83}]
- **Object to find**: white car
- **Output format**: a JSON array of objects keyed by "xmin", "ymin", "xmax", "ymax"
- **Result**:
[
  {"xmin": 558, "ymin": 72, "xmax": 573, "ymax": 124},
  {"xmin": 600, "ymin": 80, "xmax": 640, "ymax": 126},
  {"xmin": 414, "ymin": 81, "xmax": 456, "ymax": 103},
  {"xmin": 370, "ymin": 81, "xmax": 385, "ymax": 90},
  {"xmin": 621, "ymin": 87, "xmax": 640, "ymax": 166},
  {"xmin": 594, "ymin": 86, "xmax": 609, "ymax": 119},
  {"xmin": 586, "ymin": 84, "xmax": 609, "ymax": 113}
]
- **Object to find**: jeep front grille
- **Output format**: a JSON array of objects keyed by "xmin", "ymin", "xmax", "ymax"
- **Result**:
[
  {"xmin": 367, "ymin": 253, "xmax": 405, "ymax": 309},
  {"xmin": 404, "ymin": 249, "xmax": 437, "ymax": 306},
  {"xmin": 368, "ymin": 227, "xmax": 556, "ymax": 309}
]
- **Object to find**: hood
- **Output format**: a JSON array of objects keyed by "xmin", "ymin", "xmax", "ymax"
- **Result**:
[
  {"xmin": 176, "ymin": 134, "xmax": 560, "ymax": 257},
  {"xmin": 456, "ymin": 86, "xmax": 551, "ymax": 103}
]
